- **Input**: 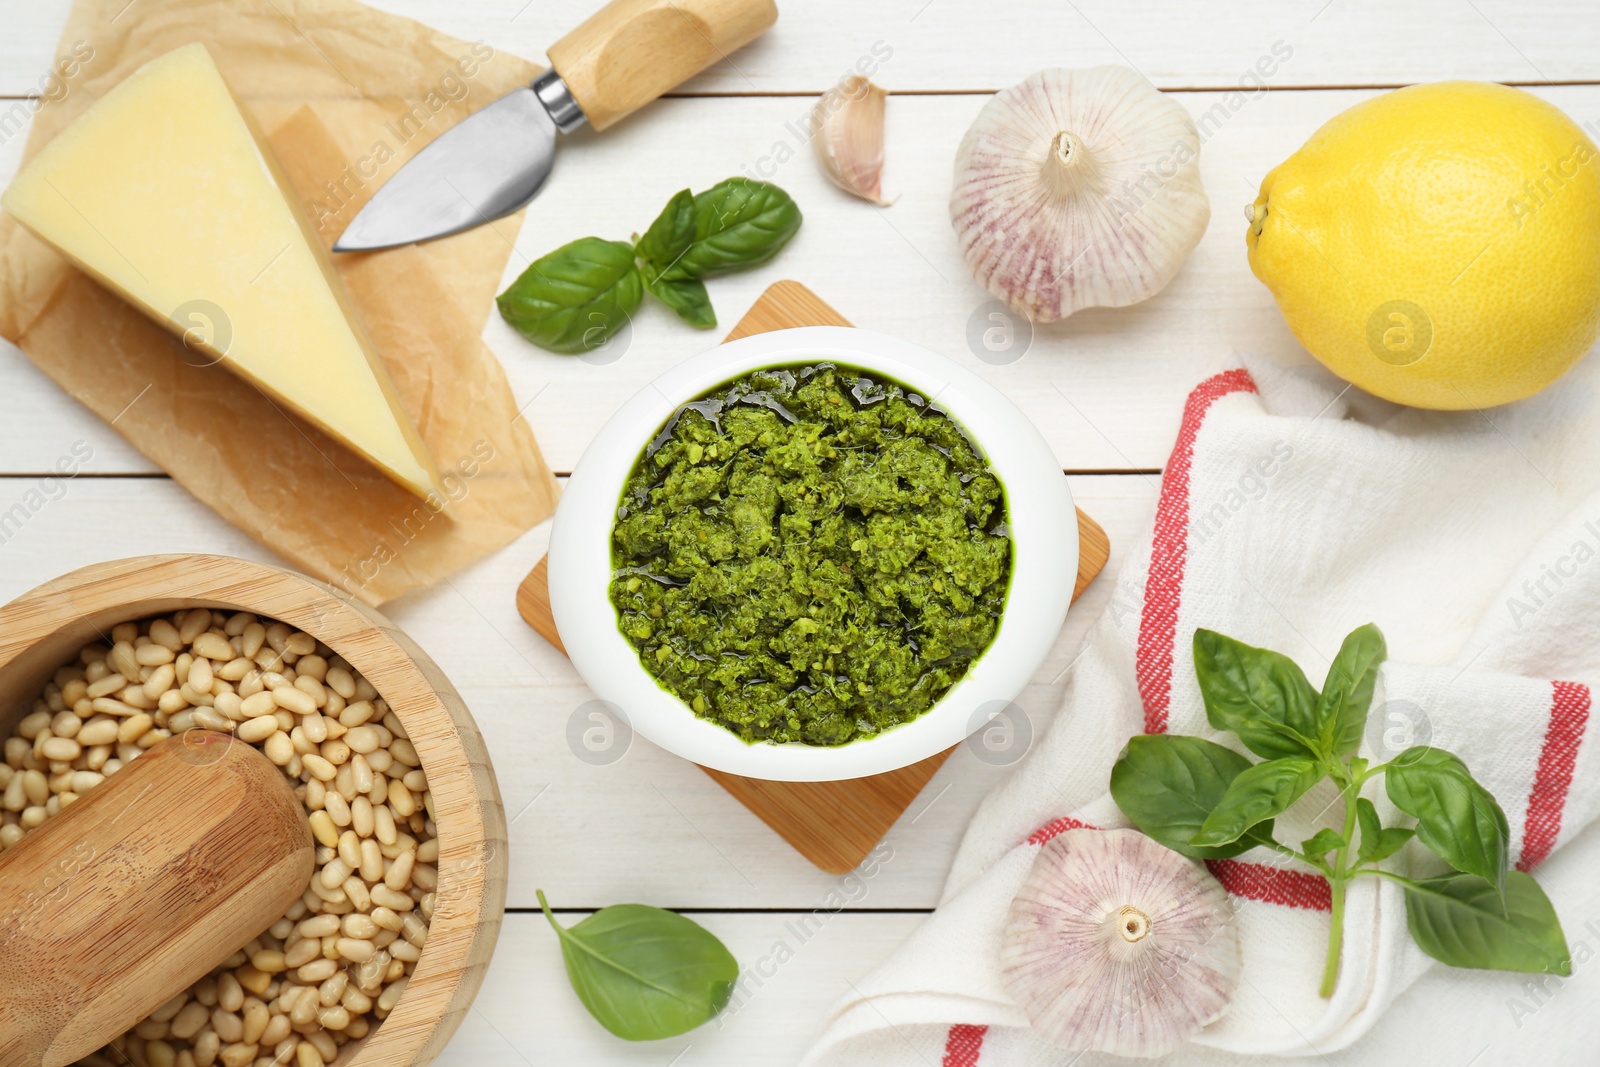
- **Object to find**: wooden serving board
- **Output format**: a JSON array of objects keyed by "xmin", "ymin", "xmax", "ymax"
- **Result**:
[{"xmin": 517, "ymin": 281, "xmax": 1110, "ymax": 873}]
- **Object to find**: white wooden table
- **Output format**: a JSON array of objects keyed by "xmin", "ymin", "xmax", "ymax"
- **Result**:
[{"xmin": 4, "ymin": 2, "xmax": 1599, "ymax": 1062}]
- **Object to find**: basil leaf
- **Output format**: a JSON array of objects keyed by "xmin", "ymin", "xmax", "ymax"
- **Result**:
[
  {"xmin": 538, "ymin": 890, "xmax": 739, "ymax": 1041},
  {"xmin": 1301, "ymin": 828, "xmax": 1345, "ymax": 864},
  {"xmin": 647, "ymin": 274, "xmax": 717, "ymax": 329},
  {"xmin": 1193, "ymin": 629, "xmax": 1323, "ymax": 760},
  {"xmin": 1366, "ymin": 827, "xmax": 1415, "ymax": 863},
  {"xmin": 1357, "ymin": 796, "xmax": 1381, "ymax": 849},
  {"xmin": 1110, "ymin": 734, "xmax": 1275, "ymax": 859},
  {"xmin": 1317, "ymin": 623, "xmax": 1386, "ymax": 757},
  {"xmin": 1404, "ymin": 871, "xmax": 1571, "ymax": 976},
  {"xmin": 1193, "ymin": 756, "xmax": 1322, "ymax": 847},
  {"xmin": 635, "ymin": 188, "xmax": 696, "ymax": 278},
  {"xmin": 497, "ymin": 237, "xmax": 643, "ymax": 355},
  {"xmin": 1352, "ymin": 796, "xmax": 1413, "ymax": 863},
  {"xmin": 1386, "ymin": 747, "xmax": 1510, "ymax": 893},
  {"xmin": 667, "ymin": 178, "xmax": 803, "ymax": 280}
]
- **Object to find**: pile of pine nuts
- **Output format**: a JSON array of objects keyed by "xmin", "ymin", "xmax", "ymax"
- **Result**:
[{"xmin": 0, "ymin": 609, "xmax": 437, "ymax": 1067}]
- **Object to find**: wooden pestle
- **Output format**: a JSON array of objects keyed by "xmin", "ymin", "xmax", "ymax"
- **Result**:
[{"xmin": 0, "ymin": 730, "xmax": 314, "ymax": 1067}]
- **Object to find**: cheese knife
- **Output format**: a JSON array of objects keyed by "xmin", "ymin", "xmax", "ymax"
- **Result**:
[{"xmin": 334, "ymin": 0, "xmax": 778, "ymax": 252}]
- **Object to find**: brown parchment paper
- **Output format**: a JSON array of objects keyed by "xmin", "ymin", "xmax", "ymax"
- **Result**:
[{"xmin": 0, "ymin": 0, "xmax": 560, "ymax": 604}]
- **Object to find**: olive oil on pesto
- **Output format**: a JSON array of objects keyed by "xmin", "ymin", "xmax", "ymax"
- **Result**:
[{"xmin": 609, "ymin": 363, "xmax": 1012, "ymax": 745}]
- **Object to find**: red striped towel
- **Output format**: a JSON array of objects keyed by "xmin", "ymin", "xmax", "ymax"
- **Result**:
[{"xmin": 803, "ymin": 360, "xmax": 1600, "ymax": 1065}]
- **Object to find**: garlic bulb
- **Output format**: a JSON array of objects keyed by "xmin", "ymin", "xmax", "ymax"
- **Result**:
[
  {"xmin": 950, "ymin": 67, "xmax": 1210, "ymax": 323},
  {"xmin": 1000, "ymin": 828, "xmax": 1238, "ymax": 1058},
  {"xmin": 813, "ymin": 75, "xmax": 891, "ymax": 205}
]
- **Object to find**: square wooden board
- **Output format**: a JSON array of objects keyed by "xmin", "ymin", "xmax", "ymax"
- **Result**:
[{"xmin": 516, "ymin": 281, "xmax": 1109, "ymax": 873}]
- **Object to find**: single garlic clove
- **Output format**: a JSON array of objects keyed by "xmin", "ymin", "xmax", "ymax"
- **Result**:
[
  {"xmin": 950, "ymin": 66, "xmax": 1211, "ymax": 323},
  {"xmin": 1000, "ymin": 828, "xmax": 1239, "ymax": 1059},
  {"xmin": 812, "ymin": 74, "xmax": 892, "ymax": 206}
]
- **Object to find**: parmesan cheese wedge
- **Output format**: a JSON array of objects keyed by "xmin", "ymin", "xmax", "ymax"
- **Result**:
[{"xmin": 1, "ymin": 43, "xmax": 443, "ymax": 500}]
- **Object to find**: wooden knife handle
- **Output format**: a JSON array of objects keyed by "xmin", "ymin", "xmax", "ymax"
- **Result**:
[{"xmin": 547, "ymin": 0, "xmax": 778, "ymax": 131}]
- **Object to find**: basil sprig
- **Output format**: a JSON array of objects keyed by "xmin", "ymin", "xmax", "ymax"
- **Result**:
[
  {"xmin": 1109, "ymin": 624, "xmax": 1570, "ymax": 998},
  {"xmin": 497, "ymin": 178, "xmax": 802, "ymax": 355},
  {"xmin": 538, "ymin": 889, "xmax": 739, "ymax": 1040}
]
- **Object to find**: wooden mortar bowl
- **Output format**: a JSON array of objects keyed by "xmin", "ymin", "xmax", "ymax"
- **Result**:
[{"xmin": 0, "ymin": 554, "xmax": 506, "ymax": 1067}]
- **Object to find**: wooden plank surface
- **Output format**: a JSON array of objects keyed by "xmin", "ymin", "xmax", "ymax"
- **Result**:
[
  {"xmin": 5, "ymin": 2, "xmax": 1597, "ymax": 1062},
  {"xmin": 6, "ymin": 0, "xmax": 1600, "ymax": 97}
]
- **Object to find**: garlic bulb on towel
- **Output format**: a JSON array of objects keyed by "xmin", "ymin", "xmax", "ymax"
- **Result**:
[
  {"xmin": 950, "ymin": 66, "xmax": 1210, "ymax": 322},
  {"xmin": 813, "ymin": 75, "xmax": 891, "ymax": 205},
  {"xmin": 1000, "ymin": 828, "xmax": 1239, "ymax": 1058}
]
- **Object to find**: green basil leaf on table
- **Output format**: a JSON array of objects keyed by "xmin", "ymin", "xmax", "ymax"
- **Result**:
[
  {"xmin": 664, "ymin": 178, "xmax": 803, "ymax": 280},
  {"xmin": 1301, "ymin": 827, "xmax": 1345, "ymax": 864},
  {"xmin": 1386, "ymin": 746, "xmax": 1510, "ymax": 892},
  {"xmin": 1193, "ymin": 629, "xmax": 1323, "ymax": 761},
  {"xmin": 1109, "ymin": 734, "xmax": 1276, "ymax": 859},
  {"xmin": 646, "ymin": 274, "xmax": 717, "ymax": 329},
  {"xmin": 635, "ymin": 188, "xmax": 696, "ymax": 277},
  {"xmin": 1192, "ymin": 756, "xmax": 1322, "ymax": 847},
  {"xmin": 537, "ymin": 889, "xmax": 739, "ymax": 1041},
  {"xmin": 1316, "ymin": 623, "xmax": 1386, "ymax": 757},
  {"xmin": 497, "ymin": 237, "xmax": 643, "ymax": 355},
  {"xmin": 1403, "ymin": 871, "xmax": 1571, "ymax": 976}
]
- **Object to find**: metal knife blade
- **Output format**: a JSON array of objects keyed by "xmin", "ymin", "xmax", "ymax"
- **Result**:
[{"xmin": 333, "ymin": 87, "xmax": 561, "ymax": 253}]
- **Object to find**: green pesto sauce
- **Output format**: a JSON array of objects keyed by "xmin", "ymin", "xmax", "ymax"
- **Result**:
[{"xmin": 608, "ymin": 362, "xmax": 1012, "ymax": 746}]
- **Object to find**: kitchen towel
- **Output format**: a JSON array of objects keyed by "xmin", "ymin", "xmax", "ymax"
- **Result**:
[{"xmin": 802, "ymin": 354, "xmax": 1600, "ymax": 1065}]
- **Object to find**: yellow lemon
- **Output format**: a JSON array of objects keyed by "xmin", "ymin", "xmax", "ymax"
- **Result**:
[{"xmin": 1247, "ymin": 81, "xmax": 1600, "ymax": 409}]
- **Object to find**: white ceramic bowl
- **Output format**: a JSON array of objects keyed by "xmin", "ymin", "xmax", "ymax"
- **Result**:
[{"xmin": 549, "ymin": 326, "xmax": 1076, "ymax": 781}]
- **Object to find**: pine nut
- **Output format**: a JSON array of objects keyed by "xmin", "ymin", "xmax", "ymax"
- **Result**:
[
  {"xmin": 339, "ymin": 700, "xmax": 375, "ymax": 727},
  {"xmin": 210, "ymin": 1009, "xmax": 243, "ymax": 1044},
  {"xmin": 325, "ymin": 667, "xmax": 356, "ymax": 700},
  {"xmin": 217, "ymin": 1044, "xmax": 255, "ymax": 1067},
  {"xmin": 272, "ymin": 685, "xmax": 316, "ymax": 717},
  {"xmin": 283, "ymin": 939, "xmax": 321, "ymax": 968},
  {"xmin": 258, "ymin": 1013, "xmax": 290, "ymax": 1047},
  {"xmin": 343, "ymin": 726, "xmax": 380, "ymax": 754},
  {"xmin": 234, "ymin": 716, "xmax": 275, "ymax": 743},
  {"xmin": 169, "ymin": 1001, "xmax": 210, "ymax": 1040},
  {"xmin": 337, "ymin": 830, "xmax": 361, "ymax": 869},
  {"xmin": 376, "ymin": 978, "xmax": 409, "ymax": 1014},
  {"xmin": 41, "ymin": 737, "xmax": 81, "ymax": 761},
  {"xmin": 387, "ymin": 780, "xmax": 416, "ymax": 816},
  {"xmin": 234, "ymin": 966, "xmax": 270, "ymax": 996},
  {"xmin": 77, "ymin": 718, "xmax": 119, "ymax": 746},
  {"xmin": 238, "ymin": 1002, "xmax": 268, "ymax": 1046},
  {"xmin": 323, "ymin": 790, "xmax": 351, "ymax": 828},
  {"xmin": 384, "ymin": 850, "xmax": 414, "ymax": 891},
  {"xmin": 295, "ymin": 958, "xmax": 338, "ymax": 983},
  {"xmin": 369, "ymin": 885, "xmax": 413, "ymax": 911},
  {"xmin": 193, "ymin": 1028, "xmax": 220, "ymax": 1067},
  {"xmin": 188, "ymin": 656, "xmax": 213, "ymax": 694},
  {"xmin": 343, "ymin": 876, "xmax": 372, "ymax": 912},
  {"xmin": 336, "ymin": 938, "xmax": 375, "ymax": 962},
  {"xmin": 216, "ymin": 974, "xmax": 243, "ymax": 1014}
]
